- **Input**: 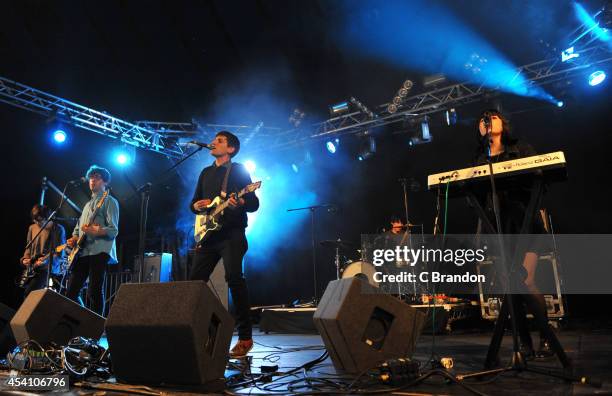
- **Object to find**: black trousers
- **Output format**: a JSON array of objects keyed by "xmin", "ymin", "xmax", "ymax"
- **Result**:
[
  {"xmin": 190, "ymin": 228, "xmax": 252, "ymax": 340},
  {"xmin": 66, "ymin": 253, "xmax": 109, "ymax": 316}
]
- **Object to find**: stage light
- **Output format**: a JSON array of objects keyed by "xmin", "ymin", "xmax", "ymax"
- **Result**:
[
  {"xmin": 326, "ymin": 140, "xmax": 337, "ymax": 154},
  {"xmin": 561, "ymin": 46, "xmax": 580, "ymax": 62},
  {"xmin": 245, "ymin": 160, "xmax": 256, "ymax": 173},
  {"xmin": 357, "ymin": 135, "xmax": 376, "ymax": 161},
  {"xmin": 53, "ymin": 129, "xmax": 67, "ymax": 143},
  {"xmin": 115, "ymin": 152, "xmax": 130, "ymax": 166},
  {"xmin": 556, "ymin": 101, "xmax": 565, "ymax": 108},
  {"xmin": 330, "ymin": 101, "xmax": 350, "ymax": 115},
  {"xmin": 588, "ymin": 70, "xmax": 606, "ymax": 86}
]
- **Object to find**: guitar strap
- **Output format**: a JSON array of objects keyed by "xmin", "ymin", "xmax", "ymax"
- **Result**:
[{"xmin": 220, "ymin": 161, "xmax": 232, "ymax": 199}]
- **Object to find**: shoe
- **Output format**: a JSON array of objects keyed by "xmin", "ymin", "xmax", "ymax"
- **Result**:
[
  {"xmin": 229, "ymin": 339, "xmax": 253, "ymax": 358},
  {"xmin": 535, "ymin": 340, "xmax": 555, "ymax": 359}
]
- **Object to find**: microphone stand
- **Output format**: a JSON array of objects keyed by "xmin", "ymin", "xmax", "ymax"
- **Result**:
[
  {"xmin": 121, "ymin": 146, "xmax": 204, "ymax": 282},
  {"xmin": 456, "ymin": 120, "xmax": 589, "ymax": 387},
  {"xmin": 287, "ymin": 203, "xmax": 336, "ymax": 304}
]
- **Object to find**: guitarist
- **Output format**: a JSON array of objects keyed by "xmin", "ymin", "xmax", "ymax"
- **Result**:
[
  {"xmin": 65, "ymin": 165, "xmax": 119, "ymax": 316},
  {"xmin": 20, "ymin": 204, "xmax": 66, "ymax": 297},
  {"xmin": 190, "ymin": 131, "xmax": 259, "ymax": 358}
]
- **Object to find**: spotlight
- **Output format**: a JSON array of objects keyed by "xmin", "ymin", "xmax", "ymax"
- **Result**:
[
  {"xmin": 53, "ymin": 129, "xmax": 67, "ymax": 144},
  {"xmin": 556, "ymin": 100, "xmax": 565, "ymax": 108},
  {"xmin": 445, "ymin": 108, "xmax": 457, "ymax": 126},
  {"xmin": 357, "ymin": 135, "xmax": 376, "ymax": 161},
  {"xmin": 330, "ymin": 101, "xmax": 350, "ymax": 116},
  {"xmin": 588, "ymin": 70, "xmax": 606, "ymax": 86},
  {"xmin": 244, "ymin": 160, "xmax": 257, "ymax": 173},
  {"xmin": 561, "ymin": 46, "xmax": 580, "ymax": 62},
  {"xmin": 115, "ymin": 152, "xmax": 130, "ymax": 166},
  {"xmin": 326, "ymin": 141, "xmax": 337, "ymax": 154}
]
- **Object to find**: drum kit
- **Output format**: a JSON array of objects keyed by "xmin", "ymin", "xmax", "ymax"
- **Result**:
[{"xmin": 320, "ymin": 232, "xmax": 425, "ymax": 300}]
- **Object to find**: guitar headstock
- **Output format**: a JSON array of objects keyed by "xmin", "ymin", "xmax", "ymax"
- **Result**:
[{"xmin": 244, "ymin": 181, "xmax": 262, "ymax": 193}]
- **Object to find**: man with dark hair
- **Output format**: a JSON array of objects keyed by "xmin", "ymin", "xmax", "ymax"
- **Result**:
[
  {"xmin": 190, "ymin": 131, "xmax": 259, "ymax": 357},
  {"xmin": 66, "ymin": 165, "xmax": 119, "ymax": 316},
  {"xmin": 20, "ymin": 204, "xmax": 66, "ymax": 296}
]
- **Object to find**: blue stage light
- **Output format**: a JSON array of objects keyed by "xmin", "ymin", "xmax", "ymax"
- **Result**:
[
  {"xmin": 326, "ymin": 141, "xmax": 337, "ymax": 154},
  {"xmin": 115, "ymin": 153, "xmax": 129, "ymax": 166},
  {"xmin": 245, "ymin": 160, "xmax": 256, "ymax": 173},
  {"xmin": 588, "ymin": 70, "xmax": 606, "ymax": 86},
  {"xmin": 556, "ymin": 101, "xmax": 565, "ymax": 108},
  {"xmin": 53, "ymin": 130, "xmax": 67, "ymax": 143}
]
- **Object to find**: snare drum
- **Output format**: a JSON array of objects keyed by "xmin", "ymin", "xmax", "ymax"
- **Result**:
[{"xmin": 341, "ymin": 261, "xmax": 378, "ymax": 288}]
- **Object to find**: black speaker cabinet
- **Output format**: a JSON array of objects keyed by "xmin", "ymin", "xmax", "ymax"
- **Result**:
[
  {"xmin": 10, "ymin": 289, "xmax": 105, "ymax": 345},
  {"xmin": 314, "ymin": 278, "xmax": 426, "ymax": 373},
  {"xmin": 0, "ymin": 303, "xmax": 16, "ymax": 355},
  {"xmin": 105, "ymin": 281, "xmax": 234, "ymax": 385}
]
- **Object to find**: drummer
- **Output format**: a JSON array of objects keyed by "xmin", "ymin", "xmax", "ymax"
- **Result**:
[{"xmin": 385, "ymin": 214, "xmax": 411, "ymax": 267}]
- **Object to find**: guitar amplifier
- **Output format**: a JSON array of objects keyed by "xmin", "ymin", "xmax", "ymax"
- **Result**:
[{"xmin": 134, "ymin": 253, "xmax": 172, "ymax": 283}]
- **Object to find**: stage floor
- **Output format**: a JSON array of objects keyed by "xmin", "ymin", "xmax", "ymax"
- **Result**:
[{"xmin": 1, "ymin": 325, "xmax": 611, "ymax": 395}]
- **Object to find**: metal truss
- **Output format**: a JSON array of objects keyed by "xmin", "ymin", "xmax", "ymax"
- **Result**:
[
  {"xmin": 2, "ymin": 42, "xmax": 611, "ymax": 156},
  {"xmin": 0, "ymin": 77, "xmax": 186, "ymax": 159},
  {"xmin": 251, "ymin": 42, "xmax": 612, "ymax": 152}
]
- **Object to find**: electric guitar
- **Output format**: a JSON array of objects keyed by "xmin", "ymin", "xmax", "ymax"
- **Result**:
[
  {"xmin": 65, "ymin": 190, "xmax": 110, "ymax": 269},
  {"xmin": 15, "ymin": 253, "xmax": 50, "ymax": 288},
  {"xmin": 15, "ymin": 241, "xmax": 66, "ymax": 288},
  {"xmin": 194, "ymin": 181, "xmax": 261, "ymax": 245}
]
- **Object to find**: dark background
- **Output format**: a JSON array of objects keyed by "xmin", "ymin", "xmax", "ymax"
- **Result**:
[{"xmin": 1, "ymin": 0, "xmax": 611, "ymax": 317}]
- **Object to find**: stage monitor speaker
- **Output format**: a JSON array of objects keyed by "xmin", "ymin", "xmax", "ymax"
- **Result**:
[
  {"xmin": 0, "ymin": 303, "xmax": 16, "ymax": 355},
  {"xmin": 314, "ymin": 278, "xmax": 426, "ymax": 373},
  {"xmin": 10, "ymin": 289, "xmax": 105, "ymax": 345},
  {"xmin": 105, "ymin": 281, "xmax": 234, "ymax": 385}
]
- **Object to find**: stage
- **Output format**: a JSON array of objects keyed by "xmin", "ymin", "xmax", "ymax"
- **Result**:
[{"xmin": 2, "ymin": 323, "xmax": 611, "ymax": 395}]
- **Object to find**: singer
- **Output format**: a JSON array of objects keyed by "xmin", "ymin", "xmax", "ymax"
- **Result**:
[
  {"xmin": 473, "ymin": 109, "xmax": 564, "ymax": 362},
  {"xmin": 189, "ymin": 131, "xmax": 259, "ymax": 358}
]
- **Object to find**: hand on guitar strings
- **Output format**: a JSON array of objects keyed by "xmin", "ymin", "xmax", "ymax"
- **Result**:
[
  {"xmin": 193, "ymin": 199, "xmax": 212, "ymax": 212},
  {"xmin": 227, "ymin": 195, "xmax": 245, "ymax": 209}
]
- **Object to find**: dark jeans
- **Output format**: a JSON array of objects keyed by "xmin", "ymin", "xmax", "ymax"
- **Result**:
[
  {"xmin": 66, "ymin": 253, "xmax": 109, "ymax": 316},
  {"xmin": 190, "ymin": 229, "xmax": 252, "ymax": 340}
]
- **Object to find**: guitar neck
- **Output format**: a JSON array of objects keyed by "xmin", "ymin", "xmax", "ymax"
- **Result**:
[{"xmin": 211, "ymin": 188, "xmax": 250, "ymax": 216}]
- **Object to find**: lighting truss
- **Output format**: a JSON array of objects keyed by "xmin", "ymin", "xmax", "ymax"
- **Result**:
[
  {"xmin": 242, "ymin": 42, "xmax": 612, "ymax": 152},
  {"xmin": 2, "ymin": 42, "xmax": 611, "ymax": 157},
  {"xmin": 0, "ymin": 77, "xmax": 186, "ymax": 159}
]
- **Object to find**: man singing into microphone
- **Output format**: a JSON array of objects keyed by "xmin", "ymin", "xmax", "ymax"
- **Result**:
[
  {"xmin": 190, "ymin": 131, "xmax": 259, "ymax": 358},
  {"xmin": 65, "ymin": 165, "xmax": 119, "ymax": 316}
]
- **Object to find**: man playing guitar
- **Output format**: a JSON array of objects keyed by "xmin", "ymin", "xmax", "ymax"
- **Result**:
[
  {"xmin": 65, "ymin": 165, "xmax": 119, "ymax": 316},
  {"xmin": 19, "ymin": 204, "xmax": 66, "ymax": 297},
  {"xmin": 190, "ymin": 131, "xmax": 259, "ymax": 358}
]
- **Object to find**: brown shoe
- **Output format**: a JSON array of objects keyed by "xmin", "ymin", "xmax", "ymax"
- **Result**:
[{"xmin": 230, "ymin": 339, "xmax": 253, "ymax": 358}]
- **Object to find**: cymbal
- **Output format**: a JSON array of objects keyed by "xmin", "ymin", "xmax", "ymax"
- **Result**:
[{"xmin": 320, "ymin": 239, "xmax": 357, "ymax": 250}]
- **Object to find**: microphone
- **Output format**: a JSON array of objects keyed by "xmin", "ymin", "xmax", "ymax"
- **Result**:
[
  {"xmin": 69, "ymin": 177, "xmax": 86, "ymax": 185},
  {"xmin": 188, "ymin": 141, "xmax": 215, "ymax": 150}
]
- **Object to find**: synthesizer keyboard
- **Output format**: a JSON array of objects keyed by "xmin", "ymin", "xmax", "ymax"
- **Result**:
[{"xmin": 427, "ymin": 151, "xmax": 566, "ymax": 190}]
